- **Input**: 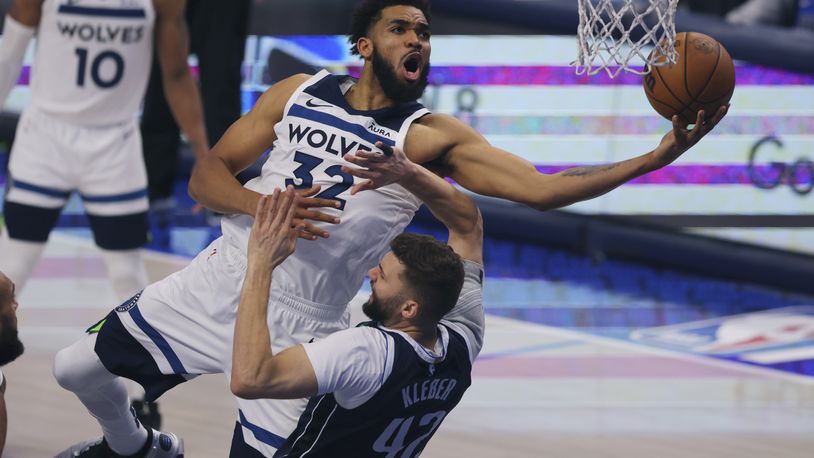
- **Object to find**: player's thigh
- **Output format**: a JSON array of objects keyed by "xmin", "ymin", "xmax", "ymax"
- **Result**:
[
  {"xmin": 4, "ymin": 110, "xmax": 74, "ymax": 239},
  {"xmin": 77, "ymin": 121, "xmax": 149, "ymax": 249},
  {"xmin": 95, "ymin": 239, "xmax": 244, "ymax": 397}
]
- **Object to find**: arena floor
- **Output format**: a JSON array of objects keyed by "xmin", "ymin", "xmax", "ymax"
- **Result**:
[{"xmin": 2, "ymin": 233, "xmax": 812, "ymax": 457}]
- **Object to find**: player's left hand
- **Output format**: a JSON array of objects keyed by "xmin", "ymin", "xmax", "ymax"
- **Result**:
[
  {"xmin": 652, "ymin": 104, "xmax": 729, "ymax": 167},
  {"xmin": 247, "ymin": 187, "xmax": 304, "ymax": 270},
  {"xmin": 292, "ymin": 186, "xmax": 341, "ymax": 241},
  {"xmin": 342, "ymin": 142, "xmax": 417, "ymax": 195}
]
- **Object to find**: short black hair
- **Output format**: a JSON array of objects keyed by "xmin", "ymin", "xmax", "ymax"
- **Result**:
[
  {"xmin": 390, "ymin": 233, "xmax": 464, "ymax": 323},
  {"xmin": 349, "ymin": 0, "xmax": 432, "ymax": 56}
]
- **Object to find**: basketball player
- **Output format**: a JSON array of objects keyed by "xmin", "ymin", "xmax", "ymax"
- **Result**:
[
  {"xmin": 54, "ymin": 1, "xmax": 729, "ymax": 456},
  {"xmin": 0, "ymin": 0, "xmax": 207, "ymax": 303},
  {"xmin": 229, "ymin": 146, "xmax": 483, "ymax": 457},
  {"xmin": 0, "ymin": 271, "xmax": 26, "ymax": 456}
]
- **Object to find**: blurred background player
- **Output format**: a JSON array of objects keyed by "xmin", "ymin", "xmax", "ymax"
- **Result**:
[
  {"xmin": 229, "ymin": 144, "xmax": 483, "ymax": 457},
  {"xmin": 0, "ymin": 271, "xmax": 26, "ymax": 456},
  {"xmin": 140, "ymin": 0, "xmax": 250, "ymax": 248},
  {"xmin": 0, "ymin": 0, "xmax": 207, "ymax": 302}
]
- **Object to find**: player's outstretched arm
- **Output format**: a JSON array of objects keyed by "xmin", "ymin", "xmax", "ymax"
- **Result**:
[
  {"xmin": 419, "ymin": 106, "xmax": 728, "ymax": 212},
  {"xmin": 231, "ymin": 187, "xmax": 320, "ymax": 400},
  {"xmin": 0, "ymin": 0, "xmax": 41, "ymax": 105},
  {"xmin": 343, "ymin": 143, "xmax": 482, "ymax": 263},
  {"xmin": 152, "ymin": 0, "xmax": 208, "ymax": 161}
]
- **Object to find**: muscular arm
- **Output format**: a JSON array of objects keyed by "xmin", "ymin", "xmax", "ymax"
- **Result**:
[
  {"xmin": 0, "ymin": 0, "xmax": 40, "ymax": 106},
  {"xmin": 230, "ymin": 191, "xmax": 318, "ymax": 400},
  {"xmin": 152, "ymin": 0, "xmax": 207, "ymax": 160},
  {"xmin": 415, "ymin": 107, "xmax": 727, "ymax": 211},
  {"xmin": 344, "ymin": 143, "xmax": 482, "ymax": 262},
  {"xmin": 188, "ymin": 74, "xmax": 309, "ymax": 216},
  {"xmin": 230, "ymin": 260, "xmax": 318, "ymax": 400}
]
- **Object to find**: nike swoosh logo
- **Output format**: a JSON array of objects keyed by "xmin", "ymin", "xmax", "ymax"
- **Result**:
[{"xmin": 305, "ymin": 99, "xmax": 332, "ymax": 108}]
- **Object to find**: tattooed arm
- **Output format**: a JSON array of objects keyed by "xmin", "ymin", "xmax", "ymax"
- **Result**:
[{"xmin": 406, "ymin": 107, "xmax": 728, "ymax": 211}]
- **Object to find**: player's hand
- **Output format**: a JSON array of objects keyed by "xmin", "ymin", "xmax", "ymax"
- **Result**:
[
  {"xmin": 652, "ymin": 104, "xmax": 729, "ymax": 168},
  {"xmin": 342, "ymin": 142, "xmax": 417, "ymax": 195},
  {"xmin": 248, "ymin": 187, "xmax": 304, "ymax": 270},
  {"xmin": 291, "ymin": 186, "xmax": 341, "ymax": 240}
]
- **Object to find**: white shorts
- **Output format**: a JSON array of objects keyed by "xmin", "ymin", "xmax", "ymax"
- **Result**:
[
  {"xmin": 5, "ymin": 107, "xmax": 148, "ymax": 216},
  {"xmin": 93, "ymin": 236, "xmax": 351, "ymax": 456}
]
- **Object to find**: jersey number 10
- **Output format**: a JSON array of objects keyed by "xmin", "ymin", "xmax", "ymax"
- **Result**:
[{"xmin": 75, "ymin": 48, "xmax": 125, "ymax": 89}]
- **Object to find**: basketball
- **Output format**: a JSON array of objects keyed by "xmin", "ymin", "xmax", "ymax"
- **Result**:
[{"xmin": 643, "ymin": 32, "xmax": 735, "ymax": 124}]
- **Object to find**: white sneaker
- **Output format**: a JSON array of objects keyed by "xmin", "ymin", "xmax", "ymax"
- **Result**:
[{"xmin": 55, "ymin": 428, "xmax": 183, "ymax": 458}]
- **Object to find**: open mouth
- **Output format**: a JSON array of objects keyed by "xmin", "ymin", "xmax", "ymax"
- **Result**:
[{"xmin": 402, "ymin": 54, "xmax": 422, "ymax": 82}]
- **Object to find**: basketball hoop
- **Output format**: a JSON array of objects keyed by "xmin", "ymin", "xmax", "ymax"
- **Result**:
[{"xmin": 573, "ymin": 0, "xmax": 679, "ymax": 78}]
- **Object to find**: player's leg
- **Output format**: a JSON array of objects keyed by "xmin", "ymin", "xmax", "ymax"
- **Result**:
[
  {"xmin": 0, "ymin": 109, "xmax": 72, "ymax": 291},
  {"xmin": 54, "ymin": 236, "xmax": 244, "ymax": 454},
  {"xmin": 78, "ymin": 119, "xmax": 150, "ymax": 302},
  {"xmin": 53, "ymin": 331, "xmax": 153, "ymax": 456},
  {"xmin": 230, "ymin": 299, "xmax": 351, "ymax": 456}
]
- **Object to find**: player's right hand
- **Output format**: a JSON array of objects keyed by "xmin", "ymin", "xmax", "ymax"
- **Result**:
[{"xmin": 290, "ymin": 186, "xmax": 341, "ymax": 240}]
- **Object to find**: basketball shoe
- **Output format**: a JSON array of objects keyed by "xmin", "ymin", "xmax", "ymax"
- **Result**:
[{"xmin": 55, "ymin": 428, "xmax": 183, "ymax": 458}]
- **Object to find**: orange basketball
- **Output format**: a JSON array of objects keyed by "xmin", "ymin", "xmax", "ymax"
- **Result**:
[{"xmin": 643, "ymin": 32, "xmax": 735, "ymax": 124}]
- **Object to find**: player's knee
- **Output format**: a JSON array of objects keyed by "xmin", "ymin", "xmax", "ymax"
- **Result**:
[
  {"xmin": 53, "ymin": 339, "xmax": 100, "ymax": 392},
  {"xmin": 3, "ymin": 201, "xmax": 62, "ymax": 242},
  {"xmin": 87, "ymin": 212, "xmax": 148, "ymax": 250}
]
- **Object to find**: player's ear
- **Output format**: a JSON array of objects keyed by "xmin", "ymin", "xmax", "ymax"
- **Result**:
[
  {"xmin": 357, "ymin": 37, "xmax": 373, "ymax": 59},
  {"xmin": 401, "ymin": 299, "xmax": 420, "ymax": 320}
]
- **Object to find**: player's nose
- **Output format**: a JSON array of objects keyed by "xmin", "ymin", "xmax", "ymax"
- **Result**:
[{"xmin": 405, "ymin": 30, "xmax": 421, "ymax": 48}]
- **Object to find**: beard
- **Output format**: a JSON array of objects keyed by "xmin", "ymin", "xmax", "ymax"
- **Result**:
[
  {"xmin": 0, "ymin": 315, "xmax": 24, "ymax": 366},
  {"xmin": 362, "ymin": 291, "xmax": 406, "ymax": 323},
  {"xmin": 371, "ymin": 48, "xmax": 430, "ymax": 105}
]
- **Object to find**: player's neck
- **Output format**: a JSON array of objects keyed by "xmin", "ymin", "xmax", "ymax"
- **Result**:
[
  {"xmin": 389, "ymin": 322, "xmax": 438, "ymax": 351},
  {"xmin": 346, "ymin": 71, "xmax": 394, "ymax": 111}
]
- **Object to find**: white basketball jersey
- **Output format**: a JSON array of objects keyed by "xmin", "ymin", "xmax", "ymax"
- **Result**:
[
  {"xmin": 30, "ymin": 0, "xmax": 155, "ymax": 125},
  {"xmin": 222, "ymin": 71, "xmax": 429, "ymax": 307}
]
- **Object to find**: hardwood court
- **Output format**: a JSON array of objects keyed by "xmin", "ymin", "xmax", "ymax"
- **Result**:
[{"xmin": 2, "ymin": 234, "xmax": 812, "ymax": 457}]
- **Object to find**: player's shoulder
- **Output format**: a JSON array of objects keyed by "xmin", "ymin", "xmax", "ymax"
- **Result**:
[
  {"xmin": 412, "ymin": 112, "xmax": 480, "ymax": 141},
  {"xmin": 247, "ymin": 73, "xmax": 314, "ymax": 118},
  {"xmin": 405, "ymin": 112, "xmax": 476, "ymax": 164},
  {"xmin": 327, "ymin": 323, "xmax": 389, "ymax": 346},
  {"xmin": 413, "ymin": 112, "xmax": 464, "ymax": 129}
]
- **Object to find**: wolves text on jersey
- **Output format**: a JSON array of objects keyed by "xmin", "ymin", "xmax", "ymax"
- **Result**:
[
  {"xmin": 57, "ymin": 22, "xmax": 146, "ymax": 45},
  {"xmin": 288, "ymin": 124, "xmax": 375, "ymax": 157}
]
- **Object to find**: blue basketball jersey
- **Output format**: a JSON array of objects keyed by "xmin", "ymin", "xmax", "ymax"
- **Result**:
[
  {"xmin": 274, "ymin": 322, "xmax": 473, "ymax": 457},
  {"xmin": 221, "ymin": 70, "xmax": 430, "ymax": 307}
]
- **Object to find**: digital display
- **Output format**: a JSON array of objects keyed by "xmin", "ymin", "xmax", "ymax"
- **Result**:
[{"xmin": 6, "ymin": 35, "xmax": 813, "ymax": 255}]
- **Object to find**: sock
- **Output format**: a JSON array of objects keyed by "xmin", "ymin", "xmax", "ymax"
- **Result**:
[
  {"xmin": 0, "ymin": 233, "xmax": 46, "ymax": 292},
  {"xmin": 54, "ymin": 334, "xmax": 150, "ymax": 455},
  {"xmin": 100, "ymin": 249, "xmax": 149, "ymax": 302}
]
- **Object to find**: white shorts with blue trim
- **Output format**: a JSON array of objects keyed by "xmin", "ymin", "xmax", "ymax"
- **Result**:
[
  {"xmin": 5, "ymin": 107, "xmax": 148, "ymax": 216},
  {"xmin": 100, "ymin": 237, "xmax": 351, "ymax": 456}
]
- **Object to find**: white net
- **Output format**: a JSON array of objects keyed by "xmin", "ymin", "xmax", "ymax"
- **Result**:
[{"xmin": 573, "ymin": 0, "xmax": 679, "ymax": 78}]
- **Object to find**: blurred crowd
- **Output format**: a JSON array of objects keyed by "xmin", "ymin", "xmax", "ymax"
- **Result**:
[{"xmin": 682, "ymin": 0, "xmax": 814, "ymax": 30}]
